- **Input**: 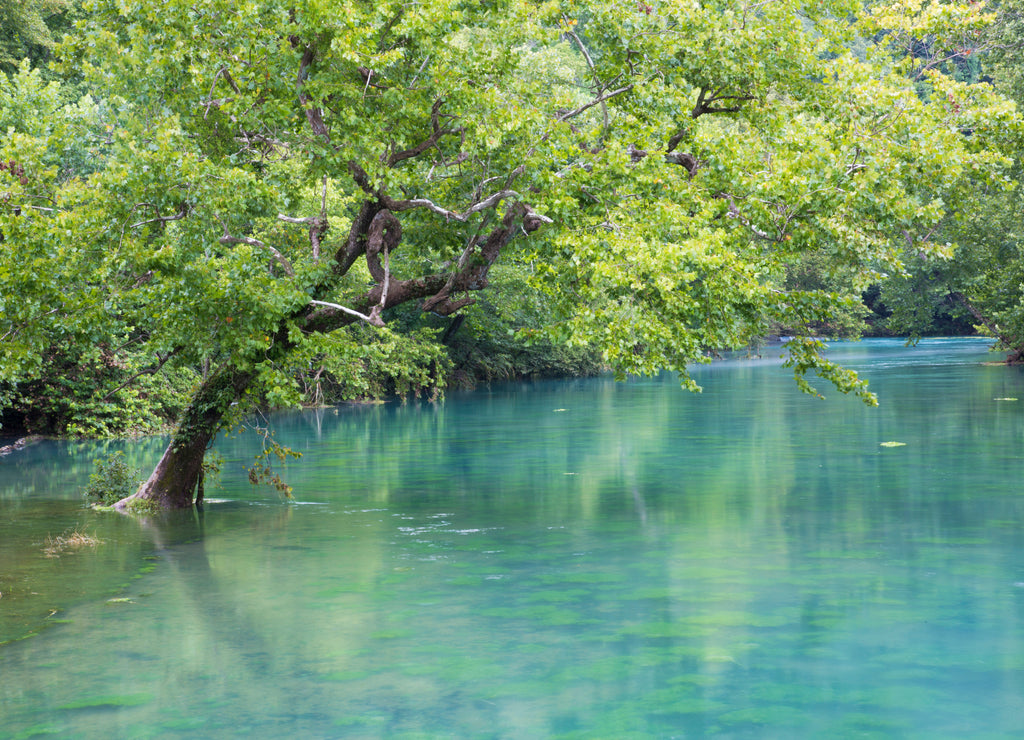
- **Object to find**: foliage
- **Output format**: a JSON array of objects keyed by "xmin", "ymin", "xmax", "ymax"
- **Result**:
[
  {"xmin": 439, "ymin": 265, "xmax": 605, "ymax": 387},
  {"xmin": 0, "ymin": 0, "xmax": 69, "ymax": 73},
  {"xmin": 870, "ymin": 268, "xmax": 975, "ymax": 337},
  {"xmin": 987, "ymin": 0, "xmax": 1024, "ymax": 102},
  {"xmin": 1, "ymin": 0, "xmax": 1020, "ymax": 506},
  {"xmin": 3, "ymin": 338, "xmax": 198, "ymax": 436},
  {"xmin": 246, "ymin": 426, "xmax": 301, "ymax": 498},
  {"xmin": 385, "ymin": 263, "xmax": 604, "ymax": 389},
  {"xmin": 83, "ymin": 451, "xmax": 139, "ymax": 505},
  {"xmin": 285, "ymin": 326, "xmax": 452, "ymax": 406},
  {"xmin": 863, "ymin": 0, "xmax": 1024, "ymax": 358}
]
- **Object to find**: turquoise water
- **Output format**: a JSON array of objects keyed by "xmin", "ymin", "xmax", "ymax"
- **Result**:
[{"xmin": 2, "ymin": 338, "xmax": 1024, "ymax": 738}]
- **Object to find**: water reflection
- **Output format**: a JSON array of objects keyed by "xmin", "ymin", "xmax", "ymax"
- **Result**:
[{"xmin": 2, "ymin": 338, "xmax": 1024, "ymax": 737}]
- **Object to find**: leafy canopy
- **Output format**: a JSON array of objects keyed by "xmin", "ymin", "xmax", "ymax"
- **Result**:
[{"xmin": 2, "ymin": 0, "xmax": 1020, "ymax": 429}]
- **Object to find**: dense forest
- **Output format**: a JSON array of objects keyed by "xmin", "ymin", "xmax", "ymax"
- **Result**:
[{"xmin": 2, "ymin": 0, "xmax": 1023, "ymax": 509}]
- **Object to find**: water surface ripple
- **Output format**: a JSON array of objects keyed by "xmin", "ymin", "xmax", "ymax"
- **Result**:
[{"xmin": 2, "ymin": 338, "xmax": 1024, "ymax": 738}]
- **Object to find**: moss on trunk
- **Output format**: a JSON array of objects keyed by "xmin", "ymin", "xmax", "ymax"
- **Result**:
[{"xmin": 116, "ymin": 368, "xmax": 254, "ymax": 511}]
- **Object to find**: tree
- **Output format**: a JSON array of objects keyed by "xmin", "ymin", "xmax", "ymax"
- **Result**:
[
  {"xmin": 1, "ymin": 0, "xmax": 1017, "ymax": 509},
  {"xmin": 868, "ymin": 0, "xmax": 1024, "ymax": 358},
  {"xmin": 0, "ymin": 0, "xmax": 70, "ymax": 74}
]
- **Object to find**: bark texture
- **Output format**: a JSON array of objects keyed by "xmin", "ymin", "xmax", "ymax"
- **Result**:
[{"xmin": 116, "ymin": 368, "xmax": 254, "ymax": 510}]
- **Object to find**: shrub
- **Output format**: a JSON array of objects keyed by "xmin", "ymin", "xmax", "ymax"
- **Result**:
[{"xmin": 83, "ymin": 452, "xmax": 139, "ymax": 506}]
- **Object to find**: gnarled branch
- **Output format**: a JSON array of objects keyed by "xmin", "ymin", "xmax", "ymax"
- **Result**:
[
  {"xmin": 422, "ymin": 201, "xmax": 550, "ymax": 314},
  {"xmin": 365, "ymin": 209, "xmax": 402, "ymax": 283},
  {"xmin": 691, "ymin": 87, "xmax": 755, "ymax": 119}
]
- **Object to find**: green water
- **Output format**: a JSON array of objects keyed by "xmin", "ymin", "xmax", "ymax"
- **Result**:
[{"xmin": 3, "ymin": 337, "xmax": 1024, "ymax": 738}]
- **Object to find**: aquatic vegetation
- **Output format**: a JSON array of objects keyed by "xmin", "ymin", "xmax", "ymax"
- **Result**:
[
  {"xmin": 41, "ymin": 529, "xmax": 102, "ymax": 558},
  {"xmin": 57, "ymin": 693, "xmax": 153, "ymax": 710}
]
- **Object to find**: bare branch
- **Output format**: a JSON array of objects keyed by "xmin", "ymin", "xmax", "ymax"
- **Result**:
[
  {"xmin": 378, "ymin": 239, "xmax": 391, "ymax": 310},
  {"xmin": 565, "ymin": 26, "xmax": 610, "ymax": 134},
  {"xmin": 719, "ymin": 193, "xmax": 775, "ymax": 241},
  {"xmin": 385, "ymin": 190, "xmax": 521, "ymax": 221},
  {"xmin": 950, "ymin": 291, "xmax": 1021, "ymax": 354},
  {"xmin": 313, "ymin": 175, "xmax": 328, "ymax": 262},
  {"xmin": 276, "ymin": 178, "xmax": 329, "ymax": 262},
  {"xmin": 308, "ymin": 299, "xmax": 384, "ymax": 327},
  {"xmin": 1, "ymin": 307, "xmax": 61, "ymax": 344},
  {"xmin": 410, "ymin": 55, "xmax": 431, "ymax": 89}
]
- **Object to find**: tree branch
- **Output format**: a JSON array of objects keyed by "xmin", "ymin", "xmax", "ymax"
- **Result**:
[
  {"xmin": 99, "ymin": 348, "xmax": 180, "ymax": 402},
  {"xmin": 219, "ymin": 234, "xmax": 296, "ymax": 277},
  {"xmin": 949, "ymin": 291, "xmax": 1022, "ymax": 359},
  {"xmin": 719, "ymin": 193, "xmax": 775, "ymax": 241},
  {"xmin": 691, "ymin": 87, "xmax": 755, "ymax": 119},
  {"xmin": 421, "ymin": 201, "xmax": 550, "ymax": 314},
  {"xmin": 387, "ymin": 98, "xmax": 464, "ymax": 167},
  {"xmin": 384, "ymin": 189, "xmax": 521, "ymax": 221},
  {"xmin": 128, "ymin": 202, "xmax": 189, "ymax": 230},
  {"xmin": 277, "ymin": 175, "xmax": 329, "ymax": 261},
  {"xmin": 557, "ymin": 85, "xmax": 634, "ymax": 123},
  {"xmin": 296, "ymin": 44, "xmax": 330, "ymax": 142},
  {"xmin": 308, "ymin": 299, "xmax": 384, "ymax": 327},
  {"xmin": 564, "ymin": 25, "xmax": 611, "ymax": 134},
  {"xmin": 303, "ymin": 200, "xmax": 551, "ymax": 335}
]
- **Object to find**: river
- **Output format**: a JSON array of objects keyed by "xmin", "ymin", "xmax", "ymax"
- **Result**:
[{"xmin": 2, "ymin": 337, "xmax": 1024, "ymax": 738}]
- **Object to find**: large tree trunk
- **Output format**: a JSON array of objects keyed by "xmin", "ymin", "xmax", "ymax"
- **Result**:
[
  {"xmin": 115, "ymin": 200, "xmax": 544, "ymax": 511},
  {"xmin": 116, "ymin": 367, "xmax": 254, "ymax": 511}
]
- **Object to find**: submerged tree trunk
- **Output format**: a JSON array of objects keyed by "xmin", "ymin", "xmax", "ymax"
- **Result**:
[{"xmin": 116, "ymin": 368, "xmax": 254, "ymax": 510}]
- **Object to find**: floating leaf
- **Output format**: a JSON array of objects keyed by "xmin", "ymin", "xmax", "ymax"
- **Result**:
[{"xmin": 879, "ymin": 441, "xmax": 906, "ymax": 448}]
